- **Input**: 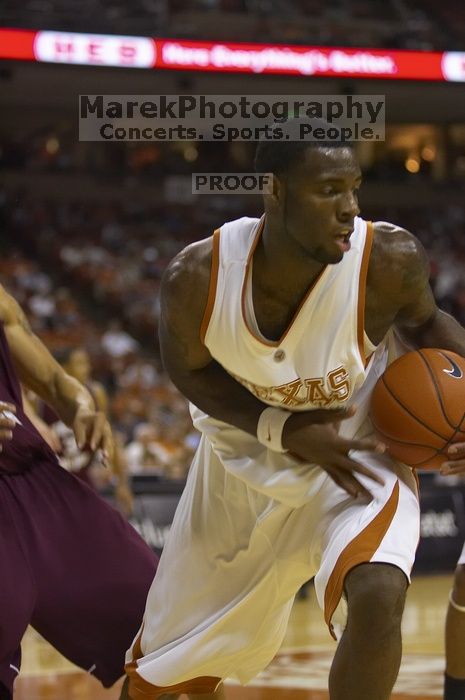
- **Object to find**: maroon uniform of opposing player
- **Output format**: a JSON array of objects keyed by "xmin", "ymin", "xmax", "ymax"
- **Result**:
[{"xmin": 0, "ymin": 285, "xmax": 157, "ymax": 699}]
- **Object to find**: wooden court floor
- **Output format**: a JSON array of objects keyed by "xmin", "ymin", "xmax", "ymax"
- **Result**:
[{"xmin": 16, "ymin": 574, "xmax": 451, "ymax": 700}]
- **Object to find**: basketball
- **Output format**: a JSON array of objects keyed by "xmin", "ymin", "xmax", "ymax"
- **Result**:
[{"xmin": 370, "ymin": 348, "xmax": 465, "ymax": 470}]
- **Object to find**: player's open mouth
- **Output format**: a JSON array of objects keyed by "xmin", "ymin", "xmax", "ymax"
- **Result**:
[{"xmin": 334, "ymin": 231, "xmax": 352, "ymax": 253}]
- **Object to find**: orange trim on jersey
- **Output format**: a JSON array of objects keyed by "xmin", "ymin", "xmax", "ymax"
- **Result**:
[
  {"xmin": 323, "ymin": 480, "xmax": 400, "ymax": 639},
  {"xmin": 241, "ymin": 215, "xmax": 328, "ymax": 347},
  {"xmin": 357, "ymin": 221, "xmax": 374, "ymax": 367},
  {"xmin": 125, "ymin": 625, "xmax": 221, "ymax": 700},
  {"xmin": 200, "ymin": 228, "xmax": 221, "ymax": 344},
  {"xmin": 125, "ymin": 624, "xmax": 144, "ymax": 674}
]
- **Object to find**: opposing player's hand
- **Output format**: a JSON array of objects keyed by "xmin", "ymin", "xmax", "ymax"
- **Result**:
[
  {"xmin": 72, "ymin": 406, "xmax": 114, "ymax": 467},
  {"xmin": 0, "ymin": 401, "xmax": 16, "ymax": 449},
  {"xmin": 282, "ymin": 407, "xmax": 386, "ymax": 500},
  {"xmin": 440, "ymin": 443, "xmax": 465, "ymax": 476}
]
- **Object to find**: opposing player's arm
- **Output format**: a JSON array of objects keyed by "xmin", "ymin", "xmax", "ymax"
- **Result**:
[
  {"xmin": 0, "ymin": 286, "xmax": 113, "ymax": 457},
  {"xmin": 90, "ymin": 381, "xmax": 109, "ymax": 414},
  {"xmin": 0, "ymin": 287, "xmax": 93, "ymax": 423}
]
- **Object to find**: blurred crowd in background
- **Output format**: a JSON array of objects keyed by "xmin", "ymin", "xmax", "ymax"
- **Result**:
[
  {"xmin": 1, "ymin": 161, "xmax": 465, "ymax": 484},
  {"xmin": 0, "ymin": 190, "xmax": 207, "ymax": 482}
]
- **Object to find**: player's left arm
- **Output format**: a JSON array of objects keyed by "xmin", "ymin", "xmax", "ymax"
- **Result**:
[
  {"xmin": 385, "ymin": 225, "xmax": 465, "ymax": 473},
  {"xmin": 0, "ymin": 286, "xmax": 113, "ymax": 463},
  {"xmin": 390, "ymin": 230, "xmax": 465, "ymax": 355}
]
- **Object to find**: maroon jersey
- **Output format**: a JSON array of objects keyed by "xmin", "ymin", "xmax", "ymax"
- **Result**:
[
  {"xmin": 0, "ymin": 326, "xmax": 158, "ymax": 699},
  {"xmin": 0, "ymin": 322, "xmax": 56, "ymax": 473}
]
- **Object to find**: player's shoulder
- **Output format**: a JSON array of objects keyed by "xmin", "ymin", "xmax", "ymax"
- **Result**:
[
  {"xmin": 369, "ymin": 220, "xmax": 430, "ymax": 298},
  {"xmin": 162, "ymin": 236, "xmax": 214, "ymax": 302},
  {"xmin": 373, "ymin": 220, "xmax": 420, "ymax": 250},
  {"xmin": 162, "ymin": 216, "xmax": 257, "ymax": 298}
]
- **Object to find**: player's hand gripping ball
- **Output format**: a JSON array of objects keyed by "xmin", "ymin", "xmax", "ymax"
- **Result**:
[{"xmin": 369, "ymin": 348, "xmax": 465, "ymax": 470}]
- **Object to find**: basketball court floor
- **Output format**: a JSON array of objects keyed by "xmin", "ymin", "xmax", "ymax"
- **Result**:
[{"xmin": 16, "ymin": 573, "xmax": 451, "ymax": 700}]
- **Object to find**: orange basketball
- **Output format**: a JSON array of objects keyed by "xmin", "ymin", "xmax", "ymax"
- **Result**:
[{"xmin": 369, "ymin": 348, "xmax": 465, "ymax": 470}]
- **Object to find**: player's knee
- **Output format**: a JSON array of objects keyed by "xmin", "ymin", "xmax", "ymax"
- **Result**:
[{"xmin": 345, "ymin": 563, "xmax": 407, "ymax": 636}]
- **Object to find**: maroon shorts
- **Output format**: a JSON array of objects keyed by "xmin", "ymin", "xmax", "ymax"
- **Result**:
[{"xmin": 0, "ymin": 459, "xmax": 157, "ymax": 698}]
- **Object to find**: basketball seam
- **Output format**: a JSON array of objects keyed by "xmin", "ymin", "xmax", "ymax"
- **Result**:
[
  {"xmin": 373, "ymin": 409, "xmax": 465, "ymax": 468},
  {"xmin": 448, "ymin": 410, "xmax": 465, "ymax": 447},
  {"xmin": 413, "ymin": 452, "xmax": 444, "ymax": 468},
  {"xmin": 373, "ymin": 425, "xmax": 445, "ymax": 467},
  {"xmin": 417, "ymin": 349, "xmax": 456, "ymax": 431},
  {"xmin": 371, "ymin": 415, "xmax": 446, "ymax": 450},
  {"xmin": 380, "ymin": 374, "xmax": 450, "ymax": 441}
]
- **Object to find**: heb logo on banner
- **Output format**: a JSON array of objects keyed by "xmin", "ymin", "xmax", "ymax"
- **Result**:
[
  {"xmin": 33, "ymin": 31, "xmax": 156, "ymax": 67},
  {"xmin": 441, "ymin": 52, "xmax": 465, "ymax": 81}
]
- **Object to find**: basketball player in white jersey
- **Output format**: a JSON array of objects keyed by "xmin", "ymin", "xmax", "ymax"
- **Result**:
[{"xmin": 126, "ymin": 119, "xmax": 465, "ymax": 700}]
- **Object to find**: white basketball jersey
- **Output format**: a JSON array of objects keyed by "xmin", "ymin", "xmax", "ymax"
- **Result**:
[
  {"xmin": 126, "ymin": 215, "xmax": 420, "ymax": 693},
  {"xmin": 200, "ymin": 214, "xmax": 390, "ymax": 439}
]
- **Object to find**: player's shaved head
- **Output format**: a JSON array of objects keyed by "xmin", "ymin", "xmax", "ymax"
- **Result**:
[{"xmin": 254, "ymin": 118, "xmax": 352, "ymax": 178}]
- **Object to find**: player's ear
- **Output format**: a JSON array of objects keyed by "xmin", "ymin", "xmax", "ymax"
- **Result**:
[{"xmin": 266, "ymin": 173, "xmax": 285, "ymax": 207}]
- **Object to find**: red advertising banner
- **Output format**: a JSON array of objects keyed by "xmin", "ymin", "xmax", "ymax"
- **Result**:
[{"xmin": 1, "ymin": 28, "xmax": 465, "ymax": 82}]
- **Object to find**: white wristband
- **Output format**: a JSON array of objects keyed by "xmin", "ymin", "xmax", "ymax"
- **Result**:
[{"xmin": 256, "ymin": 406, "xmax": 292, "ymax": 453}]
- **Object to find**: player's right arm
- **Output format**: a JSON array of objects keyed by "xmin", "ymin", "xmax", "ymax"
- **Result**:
[
  {"xmin": 160, "ymin": 238, "xmax": 384, "ymax": 498},
  {"xmin": 0, "ymin": 284, "xmax": 113, "ymax": 463},
  {"xmin": 160, "ymin": 238, "xmax": 279, "ymax": 437}
]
